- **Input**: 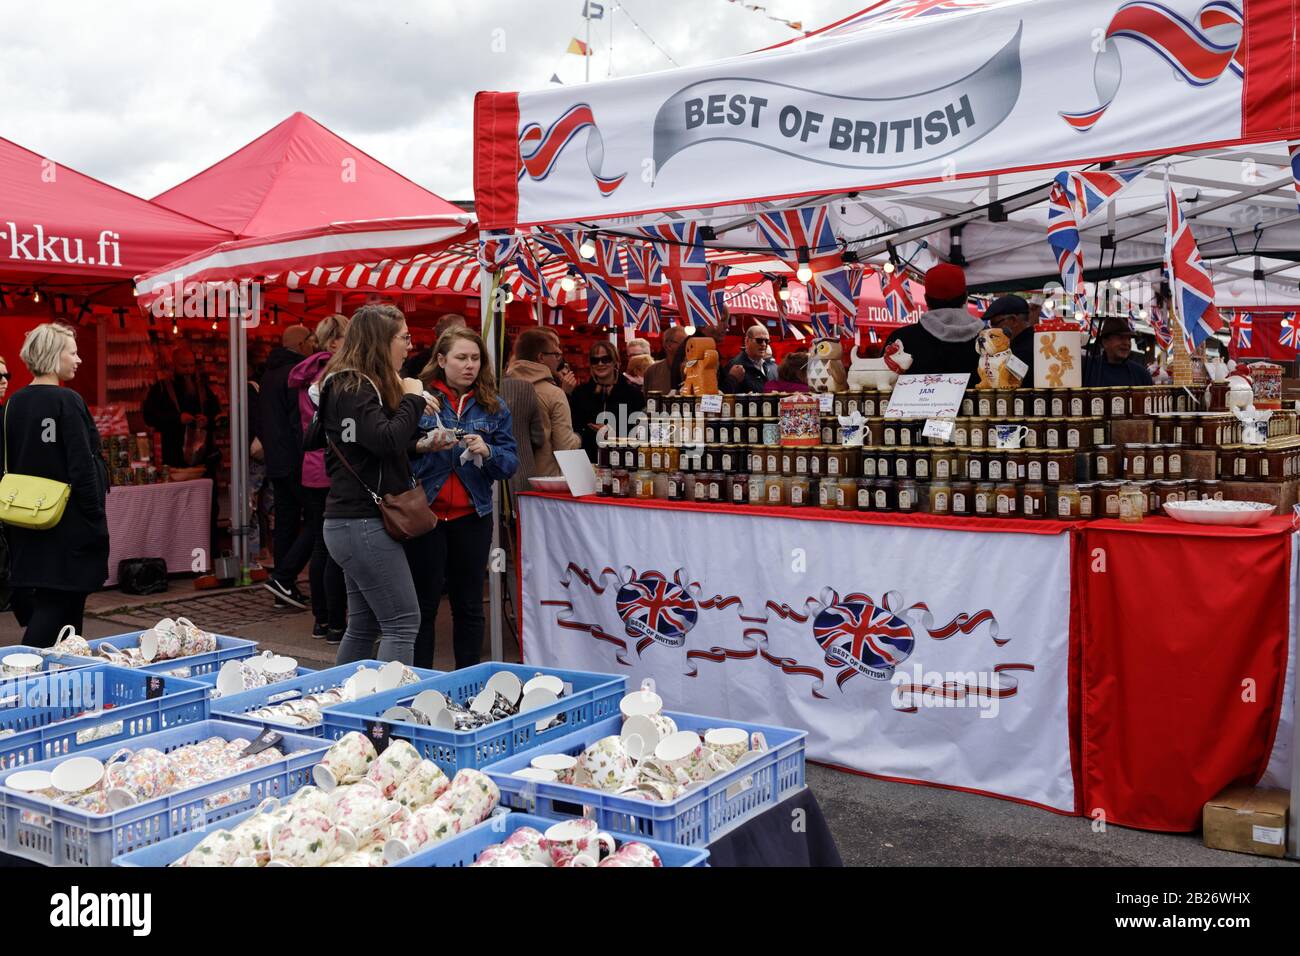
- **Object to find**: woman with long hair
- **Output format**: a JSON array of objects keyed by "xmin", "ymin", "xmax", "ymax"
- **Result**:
[
  {"xmin": 319, "ymin": 304, "xmax": 435, "ymax": 665},
  {"xmin": 568, "ymin": 340, "xmax": 645, "ymax": 461},
  {"xmin": 3, "ymin": 324, "xmax": 109, "ymax": 645},
  {"xmin": 407, "ymin": 327, "xmax": 518, "ymax": 668}
]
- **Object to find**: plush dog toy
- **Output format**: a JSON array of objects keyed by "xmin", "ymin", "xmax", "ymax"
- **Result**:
[
  {"xmin": 846, "ymin": 340, "xmax": 912, "ymax": 391},
  {"xmin": 976, "ymin": 327, "xmax": 1024, "ymax": 389},
  {"xmin": 807, "ymin": 339, "xmax": 848, "ymax": 393},
  {"xmin": 679, "ymin": 336, "xmax": 719, "ymax": 396}
]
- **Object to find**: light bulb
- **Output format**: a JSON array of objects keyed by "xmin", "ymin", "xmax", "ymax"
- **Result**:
[
  {"xmin": 32, "ymin": 289, "xmax": 41, "ymax": 304},
  {"xmin": 1139, "ymin": 310, "xmax": 1149, "ymax": 320},
  {"xmin": 579, "ymin": 238, "xmax": 596, "ymax": 259},
  {"xmin": 560, "ymin": 276, "xmax": 577, "ymax": 293},
  {"xmin": 1112, "ymin": 279, "xmax": 1124, "ymax": 290},
  {"xmin": 172, "ymin": 321, "xmax": 179, "ymax": 335},
  {"xmin": 683, "ymin": 326, "xmax": 696, "ymax": 336},
  {"xmin": 796, "ymin": 264, "xmax": 812, "ymax": 283},
  {"xmin": 883, "ymin": 261, "xmax": 896, "ymax": 274},
  {"xmin": 778, "ymin": 287, "xmax": 791, "ymax": 302},
  {"xmin": 211, "ymin": 320, "xmax": 218, "ymax": 331}
]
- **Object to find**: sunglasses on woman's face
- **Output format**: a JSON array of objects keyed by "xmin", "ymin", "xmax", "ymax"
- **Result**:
[
  {"xmin": 590, "ymin": 357, "xmax": 613, "ymax": 366},
  {"xmin": 0, "ymin": 373, "xmax": 9, "ymax": 381}
]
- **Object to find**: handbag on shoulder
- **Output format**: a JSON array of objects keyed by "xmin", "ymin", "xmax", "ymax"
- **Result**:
[
  {"xmin": 0, "ymin": 403, "xmax": 71, "ymax": 530},
  {"xmin": 327, "ymin": 438, "xmax": 437, "ymax": 541}
]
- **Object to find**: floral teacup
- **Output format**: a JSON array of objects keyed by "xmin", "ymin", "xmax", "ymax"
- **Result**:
[
  {"xmin": 181, "ymin": 828, "xmax": 244, "ymax": 867},
  {"xmin": 433, "ymin": 769, "xmax": 499, "ymax": 825},
  {"xmin": 391, "ymin": 759, "xmax": 450, "ymax": 810},
  {"xmin": 313, "ymin": 732, "xmax": 378, "ymax": 791},
  {"xmin": 540, "ymin": 818, "xmax": 616, "ymax": 867},
  {"xmin": 104, "ymin": 748, "xmax": 178, "ymax": 808},
  {"xmin": 49, "ymin": 626, "xmax": 92, "ymax": 658},
  {"xmin": 329, "ymin": 783, "xmax": 403, "ymax": 841},
  {"xmin": 472, "ymin": 845, "xmax": 530, "ymax": 867},
  {"xmin": 529, "ymin": 753, "xmax": 578, "ymax": 785},
  {"xmin": 704, "ymin": 727, "xmax": 749, "ymax": 767},
  {"xmin": 502, "ymin": 826, "xmax": 551, "ymax": 866},
  {"xmin": 176, "ymin": 618, "xmax": 216, "ymax": 657},
  {"xmin": 578, "ymin": 735, "xmax": 640, "ymax": 792},
  {"xmin": 383, "ymin": 805, "xmax": 461, "ymax": 862},
  {"xmin": 363, "ymin": 739, "xmax": 423, "ymax": 798},
  {"xmin": 598, "ymin": 842, "xmax": 663, "ymax": 867},
  {"xmin": 654, "ymin": 731, "xmax": 733, "ymax": 784},
  {"xmin": 269, "ymin": 809, "xmax": 356, "ymax": 867}
]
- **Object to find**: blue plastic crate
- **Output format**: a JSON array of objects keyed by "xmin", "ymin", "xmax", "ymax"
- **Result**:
[
  {"xmin": 192, "ymin": 665, "xmax": 316, "ymax": 689},
  {"xmin": 0, "ymin": 665, "xmax": 209, "ymax": 769},
  {"xmin": 483, "ymin": 710, "xmax": 806, "ymax": 848},
  {"xmin": 322, "ymin": 662, "xmax": 626, "ymax": 776},
  {"xmin": 43, "ymin": 632, "xmax": 257, "ymax": 678},
  {"xmin": 112, "ymin": 809, "xmax": 709, "ymax": 867},
  {"xmin": 1, "ymin": 646, "xmax": 98, "ymax": 675},
  {"xmin": 392, "ymin": 811, "xmax": 709, "ymax": 867},
  {"xmin": 0, "ymin": 719, "xmax": 328, "ymax": 867},
  {"xmin": 211, "ymin": 662, "xmax": 441, "ymax": 736}
]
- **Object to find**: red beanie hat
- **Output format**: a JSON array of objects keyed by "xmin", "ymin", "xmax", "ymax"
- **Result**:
[{"xmin": 924, "ymin": 263, "xmax": 967, "ymax": 301}]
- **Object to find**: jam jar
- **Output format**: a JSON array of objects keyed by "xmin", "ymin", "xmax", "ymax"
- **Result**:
[
  {"xmin": 1094, "ymin": 445, "xmax": 1120, "ymax": 480},
  {"xmin": 951, "ymin": 481, "xmax": 973, "ymax": 516},
  {"xmin": 666, "ymin": 471, "xmax": 686, "ymax": 501},
  {"xmin": 788, "ymin": 475, "xmax": 813, "ymax": 507},
  {"xmin": 837, "ymin": 476, "xmax": 858, "ymax": 511},
  {"xmin": 1100, "ymin": 480, "xmax": 1123, "ymax": 518},
  {"xmin": 728, "ymin": 473, "xmax": 750, "ymax": 505},
  {"xmin": 1022, "ymin": 482, "xmax": 1047, "ymax": 519},
  {"xmin": 929, "ymin": 480, "xmax": 952, "ymax": 515},
  {"xmin": 818, "ymin": 478, "xmax": 838, "ymax": 511},
  {"xmin": 874, "ymin": 478, "xmax": 897, "ymax": 512},
  {"xmin": 763, "ymin": 475, "xmax": 787, "ymax": 506},
  {"xmin": 1075, "ymin": 482, "xmax": 1098, "ymax": 519},
  {"xmin": 1055, "ymin": 483, "xmax": 1081, "ymax": 520},
  {"xmin": 995, "ymin": 480, "xmax": 1020, "ymax": 518},
  {"xmin": 896, "ymin": 479, "xmax": 920, "ymax": 513},
  {"xmin": 856, "ymin": 478, "xmax": 876, "ymax": 512},
  {"xmin": 610, "ymin": 468, "xmax": 631, "ymax": 499},
  {"xmin": 974, "ymin": 482, "xmax": 996, "ymax": 517}
]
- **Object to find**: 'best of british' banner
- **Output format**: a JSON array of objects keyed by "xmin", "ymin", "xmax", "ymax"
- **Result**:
[
  {"xmin": 476, "ymin": 0, "xmax": 1296, "ymax": 229},
  {"xmin": 519, "ymin": 496, "xmax": 1077, "ymax": 813}
]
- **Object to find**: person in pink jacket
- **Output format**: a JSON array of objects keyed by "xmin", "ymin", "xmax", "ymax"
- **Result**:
[{"xmin": 288, "ymin": 313, "xmax": 350, "ymax": 643}]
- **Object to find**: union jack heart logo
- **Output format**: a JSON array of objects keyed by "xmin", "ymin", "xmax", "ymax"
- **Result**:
[
  {"xmin": 615, "ymin": 571, "xmax": 699, "ymax": 648},
  {"xmin": 813, "ymin": 597, "xmax": 916, "ymax": 682}
]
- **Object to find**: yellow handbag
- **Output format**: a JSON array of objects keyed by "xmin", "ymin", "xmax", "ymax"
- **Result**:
[{"xmin": 0, "ymin": 403, "xmax": 71, "ymax": 530}]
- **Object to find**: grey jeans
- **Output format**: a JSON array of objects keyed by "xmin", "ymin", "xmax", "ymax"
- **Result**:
[{"xmin": 323, "ymin": 517, "xmax": 419, "ymax": 665}]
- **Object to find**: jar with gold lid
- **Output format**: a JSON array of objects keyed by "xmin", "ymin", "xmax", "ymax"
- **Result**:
[
  {"xmin": 929, "ymin": 480, "xmax": 952, "ymax": 515},
  {"xmin": 1045, "ymin": 449, "xmax": 1075, "ymax": 484},
  {"xmin": 966, "ymin": 449, "xmax": 986, "ymax": 482},
  {"xmin": 763, "ymin": 475, "xmax": 786, "ymax": 506},
  {"xmin": 874, "ymin": 478, "xmax": 897, "ymax": 512},
  {"xmin": 1011, "ymin": 390, "xmax": 1030, "ymax": 418},
  {"xmin": 893, "ymin": 448, "xmax": 914, "ymax": 480},
  {"xmin": 951, "ymin": 481, "xmax": 973, "ymax": 516},
  {"xmin": 1123, "ymin": 443, "xmax": 1148, "ymax": 479},
  {"xmin": 1006, "ymin": 449, "xmax": 1028, "ymax": 481},
  {"xmin": 856, "ymin": 478, "xmax": 875, "ymax": 511},
  {"xmin": 994, "ymin": 389, "xmax": 1014, "ymax": 418},
  {"xmin": 1076, "ymin": 482, "xmax": 1098, "ymax": 519},
  {"xmin": 913, "ymin": 449, "xmax": 932, "ymax": 481},
  {"xmin": 1119, "ymin": 482, "xmax": 1145, "ymax": 523},
  {"xmin": 610, "ymin": 468, "xmax": 631, "ymax": 499},
  {"xmin": 1048, "ymin": 391, "xmax": 1067, "ymax": 418},
  {"xmin": 968, "ymin": 420, "xmax": 988, "ymax": 448},
  {"xmin": 1024, "ymin": 451, "xmax": 1046, "ymax": 483}
]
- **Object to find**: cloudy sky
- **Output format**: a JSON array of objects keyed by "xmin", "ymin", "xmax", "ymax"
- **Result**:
[{"xmin": 0, "ymin": 0, "xmax": 865, "ymax": 203}]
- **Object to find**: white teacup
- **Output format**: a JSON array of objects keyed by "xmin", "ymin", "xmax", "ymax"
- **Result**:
[
  {"xmin": 655, "ymin": 731, "xmax": 733, "ymax": 784},
  {"xmin": 363, "ymin": 738, "xmax": 423, "ymax": 798},
  {"xmin": 704, "ymin": 727, "xmax": 749, "ymax": 766},
  {"xmin": 529, "ymin": 753, "xmax": 578, "ymax": 784},
  {"xmin": 1, "ymin": 653, "xmax": 42, "ymax": 678},
  {"xmin": 578, "ymin": 735, "xmax": 640, "ymax": 792},
  {"xmin": 619, "ymin": 687, "xmax": 663, "ymax": 719},
  {"xmin": 540, "ymin": 818, "xmax": 616, "ymax": 867}
]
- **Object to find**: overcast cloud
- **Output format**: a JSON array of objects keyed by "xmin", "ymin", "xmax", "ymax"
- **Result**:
[{"xmin": 0, "ymin": 0, "xmax": 863, "ymax": 203}]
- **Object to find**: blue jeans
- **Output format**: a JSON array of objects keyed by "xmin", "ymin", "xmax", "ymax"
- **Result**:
[{"xmin": 323, "ymin": 517, "xmax": 419, "ymax": 665}]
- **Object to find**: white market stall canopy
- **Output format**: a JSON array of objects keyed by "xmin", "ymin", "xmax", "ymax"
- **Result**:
[{"xmin": 474, "ymin": 0, "xmax": 1300, "ymax": 305}]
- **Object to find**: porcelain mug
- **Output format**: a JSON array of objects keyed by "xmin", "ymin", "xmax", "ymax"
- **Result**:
[
  {"xmin": 433, "ymin": 769, "xmax": 499, "ymax": 825},
  {"xmin": 363, "ymin": 738, "xmax": 424, "ymax": 798},
  {"xmin": 181, "ymin": 828, "xmax": 245, "ymax": 867},
  {"xmin": 383, "ymin": 805, "xmax": 461, "ymax": 862},
  {"xmin": 391, "ymin": 759, "xmax": 450, "ymax": 810},
  {"xmin": 655, "ymin": 731, "xmax": 733, "ymax": 784},
  {"xmin": 540, "ymin": 818, "xmax": 616, "ymax": 867},
  {"xmin": 994, "ymin": 424, "xmax": 1030, "ymax": 449},
  {"xmin": 269, "ymin": 809, "xmax": 357, "ymax": 867},
  {"xmin": 49, "ymin": 626, "xmax": 92, "ymax": 658},
  {"xmin": 313, "ymin": 732, "xmax": 378, "ymax": 791},
  {"xmin": 231, "ymin": 799, "xmax": 282, "ymax": 865},
  {"xmin": 104, "ymin": 747, "xmax": 178, "ymax": 808},
  {"xmin": 598, "ymin": 842, "xmax": 663, "ymax": 867},
  {"xmin": 502, "ymin": 826, "xmax": 551, "ymax": 866},
  {"xmin": 328, "ymin": 784, "xmax": 404, "ymax": 842},
  {"xmin": 1, "ymin": 653, "xmax": 42, "ymax": 678},
  {"xmin": 529, "ymin": 753, "xmax": 578, "ymax": 785},
  {"xmin": 578, "ymin": 735, "xmax": 640, "ymax": 792},
  {"xmin": 176, "ymin": 618, "xmax": 216, "ymax": 656},
  {"xmin": 704, "ymin": 727, "xmax": 749, "ymax": 766},
  {"xmin": 1242, "ymin": 417, "xmax": 1269, "ymax": 445},
  {"xmin": 472, "ymin": 845, "xmax": 531, "ymax": 867}
]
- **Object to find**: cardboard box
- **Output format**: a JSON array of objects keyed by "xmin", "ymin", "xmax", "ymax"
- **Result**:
[
  {"xmin": 1219, "ymin": 480, "xmax": 1298, "ymax": 515},
  {"xmin": 1202, "ymin": 786, "xmax": 1289, "ymax": 858},
  {"xmin": 1179, "ymin": 448, "xmax": 1219, "ymax": 481},
  {"xmin": 1110, "ymin": 419, "xmax": 1154, "ymax": 446}
]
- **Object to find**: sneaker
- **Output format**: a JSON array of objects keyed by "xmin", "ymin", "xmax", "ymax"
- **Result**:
[
  {"xmin": 325, "ymin": 628, "xmax": 345, "ymax": 646},
  {"xmin": 311, "ymin": 623, "xmax": 328, "ymax": 640},
  {"xmin": 264, "ymin": 578, "xmax": 308, "ymax": 610}
]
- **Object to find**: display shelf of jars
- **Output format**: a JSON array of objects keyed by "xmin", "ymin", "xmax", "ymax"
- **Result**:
[{"xmin": 591, "ymin": 387, "xmax": 1300, "ymax": 520}]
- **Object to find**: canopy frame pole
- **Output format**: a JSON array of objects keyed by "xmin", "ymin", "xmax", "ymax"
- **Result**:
[
  {"xmin": 1292, "ymin": 533, "xmax": 1300, "ymax": 859},
  {"xmin": 480, "ymin": 242, "xmax": 504, "ymax": 663},
  {"xmin": 228, "ymin": 299, "xmax": 250, "ymax": 581}
]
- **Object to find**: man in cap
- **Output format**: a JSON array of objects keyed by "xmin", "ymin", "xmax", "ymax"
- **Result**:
[
  {"xmin": 1083, "ymin": 316, "xmax": 1154, "ymax": 387},
  {"xmin": 983, "ymin": 294, "xmax": 1036, "ymax": 382},
  {"xmin": 260, "ymin": 324, "xmax": 315, "ymax": 609},
  {"xmin": 884, "ymin": 263, "xmax": 984, "ymax": 384}
]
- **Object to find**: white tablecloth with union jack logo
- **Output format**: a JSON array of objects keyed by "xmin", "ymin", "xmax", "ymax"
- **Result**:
[{"xmin": 519, "ymin": 493, "xmax": 1077, "ymax": 813}]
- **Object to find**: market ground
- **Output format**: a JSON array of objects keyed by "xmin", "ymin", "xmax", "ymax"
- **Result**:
[{"xmin": 1, "ymin": 581, "xmax": 1292, "ymax": 868}]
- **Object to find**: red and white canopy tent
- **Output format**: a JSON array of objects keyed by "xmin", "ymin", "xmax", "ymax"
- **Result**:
[
  {"xmin": 134, "ymin": 113, "xmax": 475, "ymax": 574},
  {"xmin": 1, "ymin": 133, "xmax": 235, "ymax": 397},
  {"xmin": 472, "ymin": 0, "xmax": 1300, "ymax": 840}
]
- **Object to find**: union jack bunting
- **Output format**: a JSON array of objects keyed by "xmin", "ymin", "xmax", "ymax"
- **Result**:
[
  {"xmin": 754, "ymin": 205, "xmax": 858, "ymax": 315},
  {"xmin": 1235, "ymin": 311, "xmax": 1252, "ymax": 349},
  {"xmin": 1046, "ymin": 176, "xmax": 1088, "ymax": 315},
  {"xmin": 1165, "ymin": 182, "xmax": 1223, "ymax": 351},
  {"xmin": 882, "ymin": 269, "xmax": 916, "ymax": 323},
  {"xmin": 1057, "ymin": 168, "xmax": 1145, "ymax": 222},
  {"xmin": 624, "ymin": 241, "xmax": 662, "ymax": 333},
  {"xmin": 586, "ymin": 237, "xmax": 631, "ymax": 328},
  {"xmin": 806, "ymin": 285, "xmax": 838, "ymax": 339},
  {"xmin": 533, "ymin": 228, "xmax": 592, "ymax": 276},
  {"xmin": 1150, "ymin": 304, "xmax": 1172, "ymax": 350},
  {"xmin": 1281, "ymin": 312, "xmax": 1297, "ymax": 349},
  {"xmin": 708, "ymin": 263, "xmax": 732, "ymax": 318},
  {"xmin": 771, "ymin": 283, "xmax": 805, "ymax": 340},
  {"xmin": 476, "ymin": 229, "xmax": 519, "ymax": 273},
  {"xmin": 513, "ymin": 238, "xmax": 548, "ymax": 301},
  {"xmin": 843, "ymin": 265, "xmax": 868, "ymax": 332},
  {"xmin": 638, "ymin": 221, "xmax": 716, "ymax": 327}
]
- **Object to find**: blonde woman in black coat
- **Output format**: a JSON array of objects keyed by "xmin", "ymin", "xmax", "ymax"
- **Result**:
[{"xmin": 4, "ymin": 324, "xmax": 109, "ymax": 646}]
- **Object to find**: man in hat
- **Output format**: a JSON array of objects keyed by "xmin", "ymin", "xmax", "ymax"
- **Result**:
[
  {"xmin": 884, "ymin": 263, "xmax": 983, "ymax": 384},
  {"xmin": 1083, "ymin": 316, "xmax": 1154, "ymax": 386},
  {"xmin": 983, "ymin": 294, "xmax": 1036, "ymax": 382}
]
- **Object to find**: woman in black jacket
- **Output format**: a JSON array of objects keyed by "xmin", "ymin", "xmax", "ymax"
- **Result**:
[
  {"xmin": 319, "ymin": 305, "xmax": 436, "ymax": 665},
  {"xmin": 568, "ymin": 341, "xmax": 645, "ymax": 461},
  {"xmin": 4, "ymin": 324, "xmax": 109, "ymax": 646}
]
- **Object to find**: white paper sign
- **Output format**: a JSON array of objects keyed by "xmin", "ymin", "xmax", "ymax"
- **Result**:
[
  {"xmin": 884, "ymin": 374, "xmax": 971, "ymax": 419},
  {"xmin": 554, "ymin": 450, "xmax": 598, "ymax": 497},
  {"xmin": 923, "ymin": 419, "xmax": 955, "ymax": 442},
  {"xmin": 1006, "ymin": 354, "xmax": 1029, "ymax": 381},
  {"xmin": 700, "ymin": 394, "xmax": 723, "ymax": 413},
  {"xmin": 818, "ymin": 393, "xmax": 834, "ymax": 412}
]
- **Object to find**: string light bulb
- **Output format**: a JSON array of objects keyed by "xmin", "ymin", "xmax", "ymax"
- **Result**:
[
  {"xmin": 1138, "ymin": 309, "xmax": 1149, "ymax": 320},
  {"xmin": 778, "ymin": 285, "xmax": 791, "ymax": 302},
  {"xmin": 883, "ymin": 261, "xmax": 896, "ymax": 274},
  {"xmin": 796, "ymin": 247, "xmax": 812, "ymax": 283},
  {"xmin": 1112, "ymin": 279, "xmax": 1124, "ymax": 290},
  {"xmin": 560, "ymin": 274, "xmax": 577, "ymax": 293},
  {"xmin": 579, "ymin": 234, "xmax": 596, "ymax": 259},
  {"xmin": 32, "ymin": 288, "xmax": 41, "ymax": 304},
  {"xmin": 172, "ymin": 320, "xmax": 179, "ymax": 335}
]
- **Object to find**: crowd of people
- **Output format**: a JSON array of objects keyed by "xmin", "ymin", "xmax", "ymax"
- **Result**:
[{"xmin": 0, "ymin": 269, "xmax": 1175, "ymax": 660}]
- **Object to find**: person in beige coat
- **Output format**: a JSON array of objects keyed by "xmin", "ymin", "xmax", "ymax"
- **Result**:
[{"xmin": 505, "ymin": 328, "xmax": 582, "ymax": 477}]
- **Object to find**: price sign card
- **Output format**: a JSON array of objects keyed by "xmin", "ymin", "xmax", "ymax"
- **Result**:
[{"xmin": 884, "ymin": 374, "xmax": 971, "ymax": 420}]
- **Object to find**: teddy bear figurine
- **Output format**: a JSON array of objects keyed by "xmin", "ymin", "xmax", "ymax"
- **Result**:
[
  {"xmin": 679, "ymin": 335, "xmax": 719, "ymax": 396},
  {"xmin": 807, "ymin": 338, "xmax": 848, "ymax": 393}
]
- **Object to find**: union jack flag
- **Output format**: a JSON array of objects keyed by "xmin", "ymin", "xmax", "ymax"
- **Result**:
[
  {"xmin": 1281, "ymin": 312, "xmax": 1297, "ymax": 349},
  {"xmin": 476, "ymin": 229, "xmax": 519, "ymax": 273},
  {"xmin": 806, "ymin": 286, "xmax": 838, "ymax": 339},
  {"xmin": 1047, "ymin": 177, "xmax": 1088, "ymax": 316},
  {"xmin": 843, "ymin": 265, "xmax": 868, "ymax": 332},
  {"xmin": 754, "ymin": 205, "xmax": 858, "ymax": 315},
  {"xmin": 1057, "ymin": 168, "xmax": 1145, "ymax": 222},
  {"xmin": 1165, "ymin": 183, "xmax": 1223, "ymax": 350},
  {"xmin": 1235, "ymin": 311, "xmax": 1252, "ymax": 349},
  {"xmin": 771, "ymin": 282, "xmax": 805, "ymax": 340},
  {"xmin": 638, "ymin": 221, "xmax": 715, "ymax": 327},
  {"xmin": 615, "ymin": 573, "xmax": 698, "ymax": 644},
  {"xmin": 586, "ymin": 237, "xmax": 631, "ymax": 328},
  {"xmin": 882, "ymin": 269, "xmax": 916, "ymax": 323},
  {"xmin": 708, "ymin": 264, "xmax": 732, "ymax": 318},
  {"xmin": 1149, "ymin": 304, "xmax": 1172, "ymax": 350},
  {"xmin": 624, "ymin": 241, "xmax": 662, "ymax": 333},
  {"xmin": 513, "ymin": 238, "xmax": 548, "ymax": 301},
  {"xmin": 813, "ymin": 599, "xmax": 915, "ymax": 681}
]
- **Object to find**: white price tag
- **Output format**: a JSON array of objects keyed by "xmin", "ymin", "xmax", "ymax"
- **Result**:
[
  {"xmin": 818, "ymin": 393, "xmax": 834, "ymax": 412},
  {"xmin": 923, "ymin": 419, "xmax": 955, "ymax": 442},
  {"xmin": 700, "ymin": 394, "xmax": 723, "ymax": 413},
  {"xmin": 1006, "ymin": 354, "xmax": 1029, "ymax": 380}
]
